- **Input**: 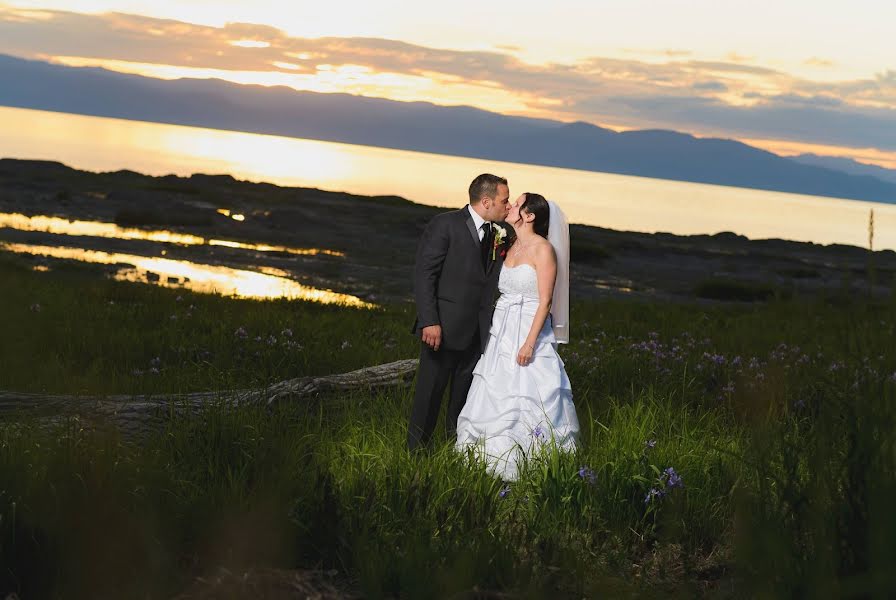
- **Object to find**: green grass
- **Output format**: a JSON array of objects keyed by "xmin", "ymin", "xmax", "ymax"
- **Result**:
[
  {"xmin": 0, "ymin": 255, "xmax": 416, "ymax": 394},
  {"xmin": 2, "ymin": 253, "xmax": 896, "ymax": 598},
  {"xmin": 693, "ymin": 278, "xmax": 782, "ymax": 302}
]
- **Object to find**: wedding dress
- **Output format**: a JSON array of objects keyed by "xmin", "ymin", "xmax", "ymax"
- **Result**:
[{"xmin": 455, "ymin": 262, "xmax": 580, "ymax": 481}]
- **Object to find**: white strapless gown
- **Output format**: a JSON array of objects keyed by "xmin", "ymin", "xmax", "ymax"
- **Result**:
[{"xmin": 455, "ymin": 264, "xmax": 580, "ymax": 481}]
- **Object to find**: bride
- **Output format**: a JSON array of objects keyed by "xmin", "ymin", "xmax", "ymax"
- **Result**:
[{"xmin": 455, "ymin": 193, "xmax": 580, "ymax": 481}]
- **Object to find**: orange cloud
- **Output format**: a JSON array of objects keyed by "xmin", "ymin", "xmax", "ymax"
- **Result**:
[{"xmin": 1, "ymin": 6, "xmax": 895, "ymax": 166}]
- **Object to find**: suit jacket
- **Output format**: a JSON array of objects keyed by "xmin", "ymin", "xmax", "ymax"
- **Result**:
[{"xmin": 412, "ymin": 207, "xmax": 507, "ymax": 352}]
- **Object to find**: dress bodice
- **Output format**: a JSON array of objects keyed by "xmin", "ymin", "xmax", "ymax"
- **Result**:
[{"xmin": 499, "ymin": 263, "xmax": 540, "ymax": 300}]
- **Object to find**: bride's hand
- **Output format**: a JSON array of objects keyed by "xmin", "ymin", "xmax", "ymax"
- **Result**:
[{"xmin": 517, "ymin": 343, "xmax": 534, "ymax": 366}]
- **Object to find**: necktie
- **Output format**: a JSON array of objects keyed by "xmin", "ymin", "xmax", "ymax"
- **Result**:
[{"xmin": 480, "ymin": 222, "xmax": 492, "ymax": 267}]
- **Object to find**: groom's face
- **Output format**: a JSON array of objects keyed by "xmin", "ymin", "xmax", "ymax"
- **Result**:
[{"xmin": 482, "ymin": 183, "xmax": 511, "ymax": 222}]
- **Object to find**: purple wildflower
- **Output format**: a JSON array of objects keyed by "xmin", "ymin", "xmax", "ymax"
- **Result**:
[
  {"xmin": 770, "ymin": 343, "xmax": 789, "ymax": 362},
  {"xmin": 578, "ymin": 466, "xmax": 597, "ymax": 485},
  {"xmin": 663, "ymin": 467, "xmax": 683, "ymax": 489},
  {"xmin": 499, "ymin": 485, "xmax": 511, "ymax": 498},
  {"xmin": 703, "ymin": 352, "xmax": 726, "ymax": 366},
  {"xmin": 644, "ymin": 487, "xmax": 665, "ymax": 504},
  {"xmin": 531, "ymin": 425, "xmax": 546, "ymax": 441},
  {"xmin": 234, "ymin": 326, "xmax": 248, "ymax": 339},
  {"xmin": 645, "ymin": 439, "xmax": 657, "ymax": 451}
]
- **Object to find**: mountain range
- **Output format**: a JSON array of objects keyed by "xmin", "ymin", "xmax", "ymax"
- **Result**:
[
  {"xmin": 1, "ymin": 53, "xmax": 895, "ymax": 204},
  {"xmin": 791, "ymin": 153, "xmax": 896, "ymax": 186}
]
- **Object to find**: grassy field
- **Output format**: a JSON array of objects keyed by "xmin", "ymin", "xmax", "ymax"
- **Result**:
[{"xmin": 2, "ymin": 253, "xmax": 896, "ymax": 598}]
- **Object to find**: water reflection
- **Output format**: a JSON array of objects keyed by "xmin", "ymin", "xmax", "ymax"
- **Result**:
[
  {"xmin": 4, "ymin": 106, "xmax": 896, "ymax": 249},
  {"xmin": 217, "ymin": 208, "xmax": 246, "ymax": 221},
  {"xmin": 594, "ymin": 280, "xmax": 635, "ymax": 293},
  {"xmin": 1, "ymin": 242, "xmax": 373, "ymax": 307},
  {"xmin": 0, "ymin": 212, "xmax": 344, "ymax": 256}
]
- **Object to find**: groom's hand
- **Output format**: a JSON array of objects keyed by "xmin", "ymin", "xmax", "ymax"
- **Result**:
[{"xmin": 421, "ymin": 325, "xmax": 442, "ymax": 351}]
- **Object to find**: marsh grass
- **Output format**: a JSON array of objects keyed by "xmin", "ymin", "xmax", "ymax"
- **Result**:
[
  {"xmin": 2, "ymin": 254, "xmax": 896, "ymax": 598},
  {"xmin": 693, "ymin": 278, "xmax": 782, "ymax": 302},
  {"xmin": 0, "ymin": 254, "xmax": 416, "ymax": 394}
]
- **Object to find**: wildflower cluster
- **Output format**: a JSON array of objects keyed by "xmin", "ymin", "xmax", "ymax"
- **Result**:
[{"xmin": 644, "ymin": 467, "xmax": 684, "ymax": 504}]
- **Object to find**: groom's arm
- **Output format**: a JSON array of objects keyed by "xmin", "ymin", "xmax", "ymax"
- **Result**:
[{"xmin": 414, "ymin": 215, "xmax": 450, "ymax": 330}]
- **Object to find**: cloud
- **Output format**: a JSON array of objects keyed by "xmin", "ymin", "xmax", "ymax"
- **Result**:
[
  {"xmin": 1, "ymin": 6, "xmax": 895, "ymax": 153},
  {"xmin": 805, "ymin": 56, "xmax": 836, "ymax": 68},
  {"xmin": 725, "ymin": 52, "xmax": 755, "ymax": 63},
  {"xmin": 692, "ymin": 81, "xmax": 728, "ymax": 92},
  {"xmin": 622, "ymin": 48, "xmax": 693, "ymax": 58}
]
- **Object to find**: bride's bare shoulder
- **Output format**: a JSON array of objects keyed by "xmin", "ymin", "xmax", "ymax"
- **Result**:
[{"xmin": 534, "ymin": 237, "xmax": 555, "ymax": 257}]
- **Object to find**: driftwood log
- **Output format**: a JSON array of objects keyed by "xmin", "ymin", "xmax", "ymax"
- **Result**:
[{"xmin": 0, "ymin": 358, "xmax": 418, "ymax": 436}]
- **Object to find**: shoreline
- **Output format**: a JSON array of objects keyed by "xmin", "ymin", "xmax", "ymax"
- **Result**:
[{"xmin": 1, "ymin": 158, "xmax": 893, "ymax": 304}]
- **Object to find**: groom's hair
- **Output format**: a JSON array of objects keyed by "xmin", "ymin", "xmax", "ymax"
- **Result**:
[{"xmin": 469, "ymin": 173, "xmax": 507, "ymax": 204}]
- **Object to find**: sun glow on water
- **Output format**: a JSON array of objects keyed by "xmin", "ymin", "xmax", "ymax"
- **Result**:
[{"xmin": 1, "ymin": 242, "xmax": 374, "ymax": 306}]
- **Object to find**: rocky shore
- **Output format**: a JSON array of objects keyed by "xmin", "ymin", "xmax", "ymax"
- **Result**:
[{"xmin": 1, "ymin": 158, "xmax": 893, "ymax": 304}]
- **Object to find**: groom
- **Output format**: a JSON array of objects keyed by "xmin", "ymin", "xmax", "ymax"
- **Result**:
[{"xmin": 407, "ymin": 173, "xmax": 511, "ymax": 451}]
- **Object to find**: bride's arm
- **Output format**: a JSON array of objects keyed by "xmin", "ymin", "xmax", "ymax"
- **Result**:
[{"xmin": 517, "ymin": 242, "xmax": 557, "ymax": 366}]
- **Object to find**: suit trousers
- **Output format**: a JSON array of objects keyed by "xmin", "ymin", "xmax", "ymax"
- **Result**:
[{"xmin": 407, "ymin": 335, "xmax": 481, "ymax": 451}]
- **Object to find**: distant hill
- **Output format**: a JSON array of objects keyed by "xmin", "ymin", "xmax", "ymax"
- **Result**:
[
  {"xmin": 792, "ymin": 153, "xmax": 896, "ymax": 186},
  {"xmin": 1, "ymin": 53, "xmax": 895, "ymax": 204}
]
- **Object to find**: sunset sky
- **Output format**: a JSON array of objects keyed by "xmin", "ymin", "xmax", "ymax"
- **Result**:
[{"xmin": 1, "ymin": 0, "xmax": 894, "ymax": 167}]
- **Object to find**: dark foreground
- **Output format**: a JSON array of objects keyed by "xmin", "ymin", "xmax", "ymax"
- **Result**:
[{"xmin": 2, "ymin": 250, "xmax": 896, "ymax": 598}]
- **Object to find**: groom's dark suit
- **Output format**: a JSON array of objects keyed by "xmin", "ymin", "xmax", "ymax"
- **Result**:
[{"xmin": 408, "ymin": 206, "xmax": 506, "ymax": 450}]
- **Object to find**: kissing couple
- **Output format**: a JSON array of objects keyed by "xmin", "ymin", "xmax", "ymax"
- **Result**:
[{"xmin": 408, "ymin": 173, "xmax": 580, "ymax": 480}]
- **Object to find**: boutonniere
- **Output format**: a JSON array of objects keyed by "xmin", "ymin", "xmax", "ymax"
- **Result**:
[{"xmin": 491, "ymin": 223, "xmax": 507, "ymax": 260}]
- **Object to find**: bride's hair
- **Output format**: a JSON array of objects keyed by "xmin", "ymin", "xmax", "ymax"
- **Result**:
[{"xmin": 520, "ymin": 193, "xmax": 550, "ymax": 238}]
